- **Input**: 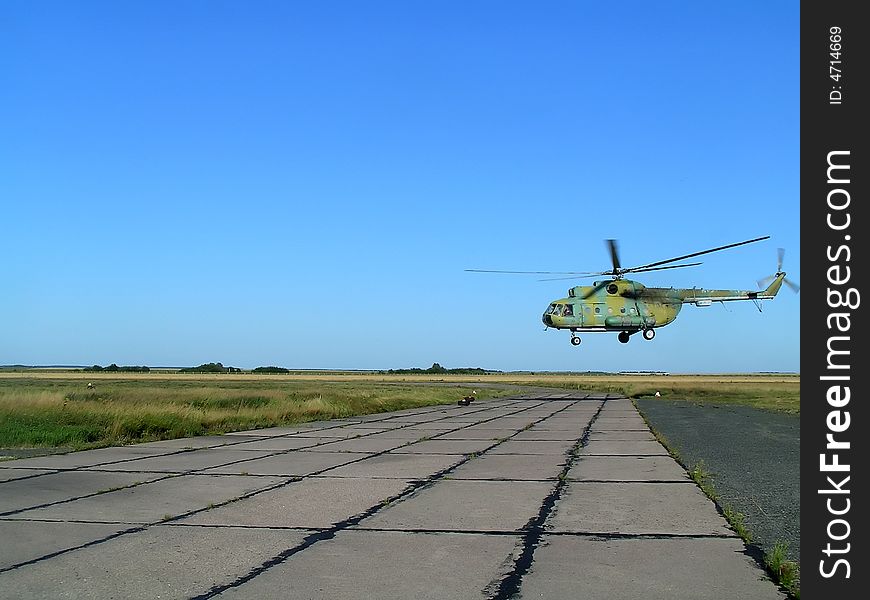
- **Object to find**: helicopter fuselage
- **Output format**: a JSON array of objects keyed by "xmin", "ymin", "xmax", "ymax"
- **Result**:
[{"xmin": 542, "ymin": 274, "xmax": 786, "ymax": 344}]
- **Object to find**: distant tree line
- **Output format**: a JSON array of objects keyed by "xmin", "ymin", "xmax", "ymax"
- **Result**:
[
  {"xmin": 252, "ymin": 366, "xmax": 291, "ymax": 374},
  {"xmin": 382, "ymin": 362, "xmax": 499, "ymax": 375},
  {"xmin": 83, "ymin": 364, "xmax": 151, "ymax": 373},
  {"xmin": 178, "ymin": 362, "xmax": 242, "ymax": 374}
]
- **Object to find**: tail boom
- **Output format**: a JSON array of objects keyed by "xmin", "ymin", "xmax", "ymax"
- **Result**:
[{"xmin": 677, "ymin": 273, "xmax": 786, "ymax": 304}]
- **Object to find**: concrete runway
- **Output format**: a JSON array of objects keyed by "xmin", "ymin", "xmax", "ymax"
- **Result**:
[{"xmin": 0, "ymin": 393, "xmax": 785, "ymax": 599}]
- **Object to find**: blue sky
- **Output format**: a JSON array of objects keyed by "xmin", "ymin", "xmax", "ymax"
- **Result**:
[{"xmin": 1, "ymin": 1, "xmax": 799, "ymax": 372}]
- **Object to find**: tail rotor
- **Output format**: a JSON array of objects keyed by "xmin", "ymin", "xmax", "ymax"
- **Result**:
[{"xmin": 757, "ymin": 248, "xmax": 800, "ymax": 293}]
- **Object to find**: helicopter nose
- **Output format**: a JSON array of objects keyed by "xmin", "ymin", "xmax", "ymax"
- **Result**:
[{"xmin": 542, "ymin": 313, "xmax": 553, "ymax": 326}]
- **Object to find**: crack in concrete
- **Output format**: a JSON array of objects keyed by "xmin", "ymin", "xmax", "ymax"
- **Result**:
[
  {"xmin": 188, "ymin": 398, "xmax": 593, "ymax": 599},
  {"xmin": 485, "ymin": 399, "xmax": 607, "ymax": 600}
]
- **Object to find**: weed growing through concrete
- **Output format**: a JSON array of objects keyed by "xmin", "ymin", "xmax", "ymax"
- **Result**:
[
  {"xmin": 688, "ymin": 461, "xmax": 717, "ymax": 498},
  {"xmin": 765, "ymin": 542, "xmax": 800, "ymax": 598},
  {"xmin": 722, "ymin": 504, "xmax": 751, "ymax": 542}
]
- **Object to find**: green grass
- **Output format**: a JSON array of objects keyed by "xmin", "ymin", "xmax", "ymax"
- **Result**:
[
  {"xmin": 765, "ymin": 542, "xmax": 801, "ymax": 599},
  {"xmin": 0, "ymin": 377, "xmax": 512, "ymax": 451},
  {"xmin": 523, "ymin": 377, "xmax": 799, "ymax": 414}
]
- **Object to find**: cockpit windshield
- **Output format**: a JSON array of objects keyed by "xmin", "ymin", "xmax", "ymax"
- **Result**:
[{"xmin": 546, "ymin": 303, "xmax": 575, "ymax": 317}]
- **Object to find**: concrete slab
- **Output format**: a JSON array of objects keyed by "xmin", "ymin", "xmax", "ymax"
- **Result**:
[
  {"xmin": 568, "ymin": 455, "xmax": 691, "ymax": 482},
  {"xmin": 390, "ymin": 439, "xmax": 495, "ymax": 455},
  {"xmin": 0, "ymin": 468, "xmax": 56, "ymax": 483},
  {"xmin": 0, "ymin": 446, "xmax": 176, "ymax": 470},
  {"xmin": 360, "ymin": 479, "xmax": 552, "ymax": 532},
  {"xmin": 289, "ymin": 427, "xmax": 375, "ymax": 440},
  {"xmin": 135, "ymin": 435, "xmax": 248, "ymax": 449},
  {"xmin": 416, "ymin": 420, "xmax": 479, "ymax": 428},
  {"xmin": 0, "ymin": 470, "xmax": 165, "ymax": 515},
  {"xmin": 486, "ymin": 440, "xmax": 575, "ymax": 455},
  {"xmin": 580, "ymin": 439, "xmax": 669, "ymax": 456},
  {"xmin": 377, "ymin": 416, "xmax": 429, "ymax": 423},
  {"xmin": 594, "ymin": 406, "xmax": 642, "ymax": 414},
  {"xmin": 547, "ymin": 482, "xmax": 733, "ymax": 536},
  {"xmin": 336, "ymin": 425, "xmax": 396, "ymax": 433},
  {"xmin": 598, "ymin": 397, "xmax": 633, "ymax": 406},
  {"xmin": 448, "ymin": 454, "xmax": 565, "ymax": 480},
  {"xmin": 482, "ymin": 418, "xmax": 542, "ymax": 429},
  {"xmin": 203, "ymin": 451, "xmax": 370, "ymax": 476},
  {"xmin": 407, "ymin": 422, "xmax": 471, "ymax": 431},
  {"xmin": 324, "ymin": 453, "xmax": 465, "ymax": 479},
  {"xmin": 473, "ymin": 410, "xmax": 528, "ymax": 417},
  {"xmin": 526, "ymin": 420, "xmax": 590, "ymax": 432},
  {"xmin": 87, "ymin": 448, "xmax": 277, "ymax": 473},
  {"xmin": 0, "ymin": 524, "xmax": 308, "ymax": 600},
  {"xmin": 587, "ymin": 430, "xmax": 656, "ymax": 441},
  {"xmin": 362, "ymin": 428, "xmax": 449, "ymax": 440},
  {"xmin": 436, "ymin": 429, "xmax": 518, "ymax": 440},
  {"xmin": 510, "ymin": 429, "xmax": 580, "ymax": 441},
  {"xmin": 593, "ymin": 416, "xmax": 649, "ymax": 428},
  {"xmin": 520, "ymin": 536, "xmax": 785, "ymax": 600},
  {"xmin": 286, "ymin": 433, "xmax": 362, "ymax": 443},
  {"xmin": 313, "ymin": 436, "xmax": 410, "ymax": 453},
  {"xmin": 224, "ymin": 436, "xmax": 321, "ymax": 451},
  {"xmin": 0, "ymin": 520, "xmax": 131, "ymax": 570},
  {"xmin": 224, "ymin": 426, "xmax": 332, "ymax": 436},
  {"xmin": 217, "ymin": 530, "xmax": 521, "ymax": 600},
  {"xmin": 14, "ymin": 474, "xmax": 286, "ymax": 524},
  {"xmin": 181, "ymin": 476, "xmax": 412, "ymax": 528}
]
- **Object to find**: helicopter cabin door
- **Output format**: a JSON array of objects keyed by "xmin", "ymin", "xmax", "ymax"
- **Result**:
[{"xmin": 591, "ymin": 302, "xmax": 605, "ymax": 326}]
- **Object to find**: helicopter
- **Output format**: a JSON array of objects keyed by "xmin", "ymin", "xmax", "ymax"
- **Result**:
[{"xmin": 467, "ymin": 236, "xmax": 799, "ymax": 346}]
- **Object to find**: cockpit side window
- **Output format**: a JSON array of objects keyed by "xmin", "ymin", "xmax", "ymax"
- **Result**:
[{"xmin": 563, "ymin": 304, "xmax": 574, "ymax": 317}]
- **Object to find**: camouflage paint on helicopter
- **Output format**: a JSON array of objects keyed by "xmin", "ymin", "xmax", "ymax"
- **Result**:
[
  {"xmin": 543, "ymin": 273, "xmax": 787, "ymax": 345},
  {"xmin": 468, "ymin": 236, "xmax": 799, "ymax": 346}
]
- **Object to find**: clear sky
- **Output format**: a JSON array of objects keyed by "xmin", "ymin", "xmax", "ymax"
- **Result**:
[{"xmin": 1, "ymin": 1, "xmax": 799, "ymax": 373}]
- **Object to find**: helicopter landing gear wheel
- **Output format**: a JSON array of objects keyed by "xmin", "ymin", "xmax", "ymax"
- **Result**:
[
  {"xmin": 570, "ymin": 335, "xmax": 582, "ymax": 346},
  {"xmin": 643, "ymin": 328, "xmax": 656, "ymax": 341},
  {"xmin": 618, "ymin": 331, "xmax": 631, "ymax": 344}
]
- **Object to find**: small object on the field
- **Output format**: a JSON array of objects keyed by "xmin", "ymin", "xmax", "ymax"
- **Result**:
[
  {"xmin": 458, "ymin": 395, "xmax": 475, "ymax": 406},
  {"xmin": 87, "ymin": 382, "xmax": 95, "ymax": 390},
  {"xmin": 654, "ymin": 391, "xmax": 661, "ymax": 397}
]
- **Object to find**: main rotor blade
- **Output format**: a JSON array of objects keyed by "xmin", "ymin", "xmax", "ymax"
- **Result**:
[
  {"xmin": 582, "ymin": 281, "xmax": 611, "ymax": 299},
  {"xmin": 465, "ymin": 269, "xmax": 599, "ymax": 275},
  {"xmin": 539, "ymin": 261, "xmax": 704, "ymax": 281},
  {"xmin": 537, "ymin": 272, "xmax": 611, "ymax": 282},
  {"xmin": 627, "ymin": 236, "xmax": 770, "ymax": 272},
  {"xmin": 623, "ymin": 262, "xmax": 702, "ymax": 274},
  {"xmin": 607, "ymin": 239, "xmax": 621, "ymax": 273}
]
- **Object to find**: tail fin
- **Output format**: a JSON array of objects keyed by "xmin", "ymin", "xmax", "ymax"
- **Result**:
[{"xmin": 760, "ymin": 273, "xmax": 785, "ymax": 298}]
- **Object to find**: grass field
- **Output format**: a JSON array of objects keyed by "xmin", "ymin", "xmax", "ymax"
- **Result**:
[{"xmin": 0, "ymin": 371, "xmax": 799, "ymax": 451}]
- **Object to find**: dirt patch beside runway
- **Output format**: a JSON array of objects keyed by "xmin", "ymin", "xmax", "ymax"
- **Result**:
[{"xmin": 634, "ymin": 399, "xmax": 799, "ymax": 565}]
